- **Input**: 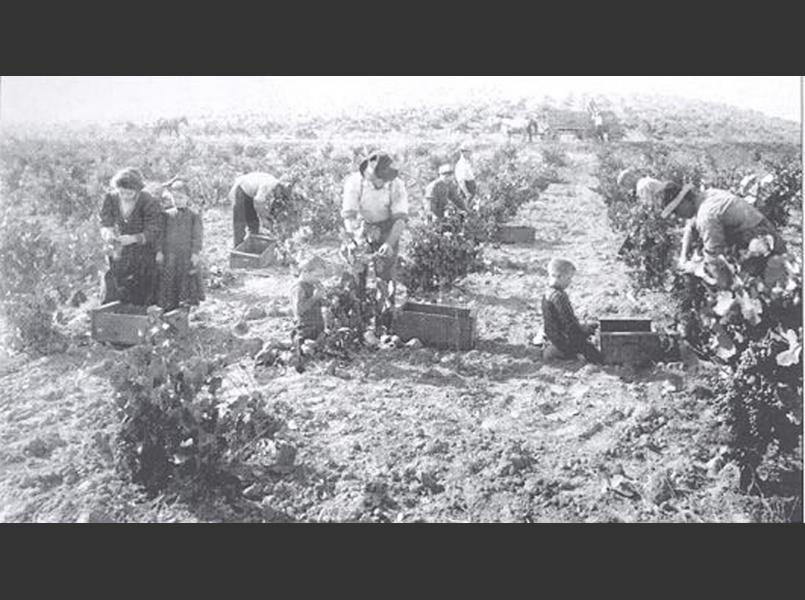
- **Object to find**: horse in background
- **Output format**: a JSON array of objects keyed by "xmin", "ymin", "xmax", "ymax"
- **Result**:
[
  {"xmin": 153, "ymin": 116, "xmax": 189, "ymax": 137},
  {"xmin": 498, "ymin": 117, "xmax": 532, "ymax": 142}
]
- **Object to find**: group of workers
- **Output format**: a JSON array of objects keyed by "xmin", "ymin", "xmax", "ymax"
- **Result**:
[{"xmin": 98, "ymin": 144, "xmax": 790, "ymax": 364}]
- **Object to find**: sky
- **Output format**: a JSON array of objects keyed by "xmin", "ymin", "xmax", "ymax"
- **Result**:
[{"xmin": 0, "ymin": 76, "xmax": 801, "ymax": 125}]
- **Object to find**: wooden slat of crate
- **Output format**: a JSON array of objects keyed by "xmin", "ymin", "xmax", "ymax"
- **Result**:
[
  {"xmin": 392, "ymin": 301, "xmax": 475, "ymax": 350},
  {"xmin": 599, "ymin": 318, "xmax": 652, "ymax": 332},
  {"xmin": 91, "ymin": 302, "xmax": 189, "ymax": 346},
  {"xmin": 600, "ymin": 332, "xmax": 662, "ymax": 366},
  {"xmin": 497, "ymin": 224, "xmax": 536, "ymax": 244},
  {"xmin": 229, "ymin": 234, "xmax": 277, "ymax": 269}
]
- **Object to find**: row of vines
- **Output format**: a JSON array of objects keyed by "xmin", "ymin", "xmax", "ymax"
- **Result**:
[{"xmin": 595, "ymin": 141, "xmax": 803, "ymax": 500}]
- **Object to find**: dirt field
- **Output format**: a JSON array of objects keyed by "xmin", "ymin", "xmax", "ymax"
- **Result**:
[{"xmin": 0, "ymin": 145, "xmax": 797, "ymax": 522}]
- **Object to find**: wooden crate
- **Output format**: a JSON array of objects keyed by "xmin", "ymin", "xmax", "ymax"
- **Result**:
[
  {"xmin": 229, "ymin": 234, "xmax": 277, "ymax": 269},
  {"xmin": 91, "ymin": 302, "xmax": 189, "ymax": 346},
  {"xmin": 599, "ymin": 317, "xmax": 661, "ymax": 366},
  {"xmin": 392, "ymin": 301, "xmax": 476, "ymax": 350},
  {"xmin": 497, "ymin": 224, "xmax": 536, "ymax": 244}
]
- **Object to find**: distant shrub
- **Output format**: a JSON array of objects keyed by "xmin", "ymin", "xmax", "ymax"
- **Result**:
[{"xmin": 0, "ymin": 208, "xmax": 104, "ymax": 354}]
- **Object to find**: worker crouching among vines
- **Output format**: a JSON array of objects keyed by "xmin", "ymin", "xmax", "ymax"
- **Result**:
[
  {"xmin": 424, "ymin": 163, "xmax": 468, "ymax": 228},
  {"xmin": 660, "ymin": 181, "xmax": 786, "ymax": 287},
  {"xmin": 341, "ymin": 152, "xmax": 409, "ymax": 336}
]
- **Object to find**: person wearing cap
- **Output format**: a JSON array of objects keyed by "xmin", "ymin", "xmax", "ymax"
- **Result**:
[
  {"xmin": 424, "ymin": 164, "xmax": 466, "ymax": 222},
  {"xmin": 100, "ymin": 167, "xmax": 162, "ymax": 306},
  {"xmin": 635, "ymin": 176, "xmax": 670, "ymax": 209},
  {"xmin": 341, "ymin": 152, "xmax": 409, "ymax": 331},
  {"xmin": 154, "ymin": 179, "xmax": 205, "ymax": 311},
  {"xmin": 229, "ymin": 171, "xmax": 291, "ymax": 248},
  {"xmin": 660, "ymin": 182, "xmax": 786, "ymax": 274},
  {"xmin": 454, "ymin": 147, "xmax": 477, "ymax": 206}
]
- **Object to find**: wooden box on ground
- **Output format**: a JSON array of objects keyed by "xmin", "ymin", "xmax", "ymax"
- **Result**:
[
  {"xmin": 599, "ymin": 317, "xmax": 661, "ymax": 366},
  {"xmin": 392, "ymin": 301, "xmax": 476, "ymax": 350},
  {"xmin": 497, "ymin": 224, "xmax": 536, "ymax": 244},
  {"xmin": 91, "ymin": 302, "xmax": 189, "ymax": 346},
  {"xmin": 229, "ymin": 234, "xmax": 277, "ymax": 269}
]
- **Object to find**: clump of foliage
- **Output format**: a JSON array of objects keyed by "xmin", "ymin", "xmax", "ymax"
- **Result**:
[
  {"xmin": 596, "ymin": 142, "xmax": 803, "ymax": 502},
  {"xmin": 109, "ymin": 312, "xmax": 284, "ymax": 497},
  {"xmin": 0, "ymin": 207, "xmax": 105, "ymax": 354},
  {"xmin": 399, "ymin": 214, "xmax": 484, "ymax": 294}
]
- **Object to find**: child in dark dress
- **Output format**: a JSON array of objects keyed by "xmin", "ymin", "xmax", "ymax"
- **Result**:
[{"xmin": 155, "ymin": 180, "xmax": 205, "ymax": 311}]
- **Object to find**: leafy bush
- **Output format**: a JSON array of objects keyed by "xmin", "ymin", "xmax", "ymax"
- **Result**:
[
  {"xmin": 542, "ymin": 145, "xmax": 568, "ymax": 168},
  {"xmin": 0, "ymin": 208, "xmax": 105, "ymax": 354},
  {"xmin": 615, "ymin": 202, "xmax": 681, "ymax": 290},
  {"xmin": 109, "ymin": 315, "xmax": 283, "ymax": 496},
  {"xmin": 718, "ymin": 331, "xmax": 802, "ymax": 491},
  {"xmin": 473, "ymin": 146, "xmax": 560, "ymax": 236},
  {"xmin": 399, "ymin": 214, "xmax": 484, "ymax": 294},
  {"xmin": 596, "ymin": 142, "xmax": 803, "ymax": 496},
  {"xmin": 755, "ymin": 162, "xmax": 803, "ymax": 229}
]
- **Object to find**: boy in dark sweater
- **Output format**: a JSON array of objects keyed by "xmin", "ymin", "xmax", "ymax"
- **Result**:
[
  {"xmin": 290, "ymin": 255, "xmax": 329, "ymax": 347},
  {"xmin": 541, "ymin": 258, "xmax": 603, "ymax": 364}
]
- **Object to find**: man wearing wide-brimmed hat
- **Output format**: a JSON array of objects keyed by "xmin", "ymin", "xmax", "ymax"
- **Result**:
[
  {"xmin": 660, "ymin": 181, "xmax": 786, "ymax": 274},
  {"xmin": 341, "ymin": 151, "xmax": 409, "ymax": 333}
]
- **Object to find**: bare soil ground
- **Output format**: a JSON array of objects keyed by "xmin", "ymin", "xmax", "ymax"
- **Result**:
[{"xmin": 0, "ymin": 145, "xmax": 798, "ymax": 522}]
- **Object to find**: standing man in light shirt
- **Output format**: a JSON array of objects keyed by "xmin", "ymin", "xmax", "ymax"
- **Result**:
[
  {"xmin": 454, "ymin": 146, "xmax": 477, "ymax": 208},
  {"xmin": 229, "ymin": 171, "xmax": 290, "ymax": 247},
  {"xmin": 341, "ymin": 151, "xmax": 409, "ymax": 334}
]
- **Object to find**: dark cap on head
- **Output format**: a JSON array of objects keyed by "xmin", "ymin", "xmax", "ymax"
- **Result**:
[{"xmin": 359, "ymin": 152, "xmax": 399, "ymax": 182}]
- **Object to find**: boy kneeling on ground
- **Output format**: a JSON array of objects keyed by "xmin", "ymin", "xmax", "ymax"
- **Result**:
[{"xmin": 541, "ymin": 258, "xmax": 603, "ymax": 364}]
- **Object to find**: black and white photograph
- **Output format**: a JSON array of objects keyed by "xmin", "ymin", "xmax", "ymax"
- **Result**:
[{"xmin": 0, "ymin": 76, "xmax": 801, "ymax": 523}]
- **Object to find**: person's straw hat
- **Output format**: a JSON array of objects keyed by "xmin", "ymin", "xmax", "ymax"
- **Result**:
[
  {"xmin": 358, "ymin": 152, "xmax": 399, "ymax": 181},
  {"xmin": 660, "ymin": 183, "xmax": 695, "ymax": 219}
]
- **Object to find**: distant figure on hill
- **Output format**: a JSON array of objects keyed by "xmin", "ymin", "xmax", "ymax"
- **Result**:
[
  {"xmin": 526, "ymin": 118, "xmax": 540, "ymax": 143},
  {"xmin": 228, "ymin": 172, "xmax": 292, "ymax": 247}
]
